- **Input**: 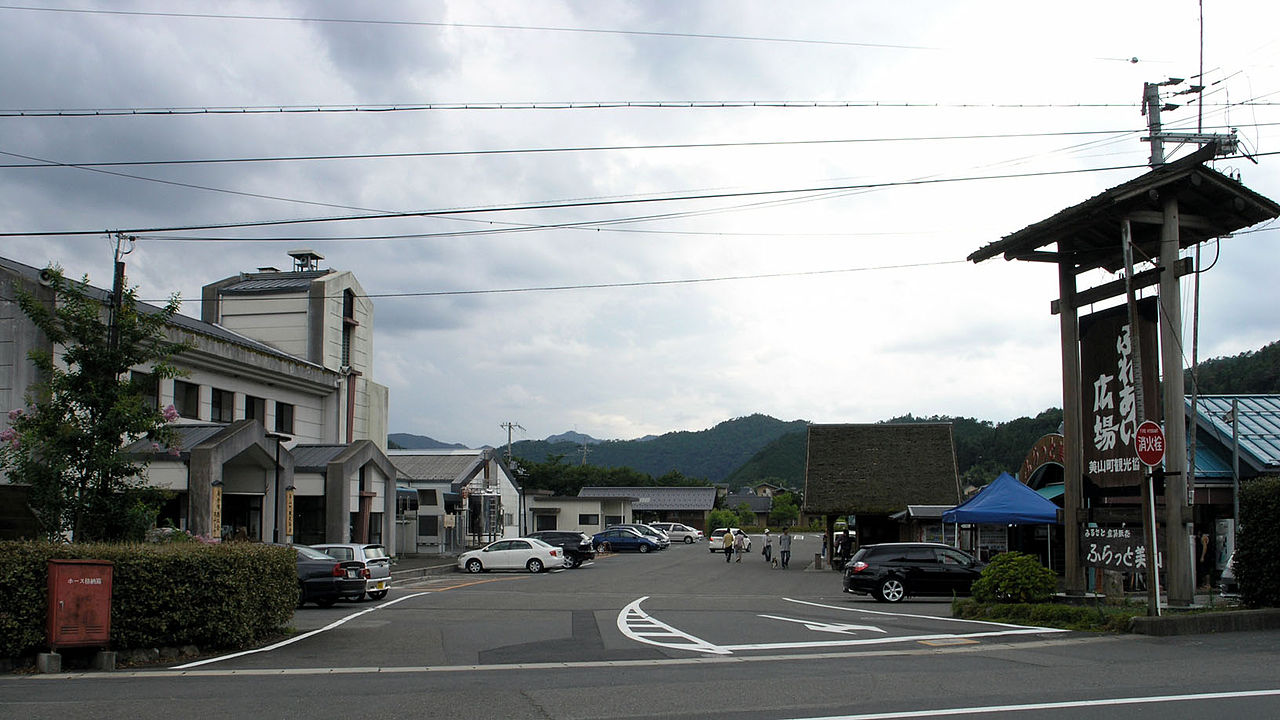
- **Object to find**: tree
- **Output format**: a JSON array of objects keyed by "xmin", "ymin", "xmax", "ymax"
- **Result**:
[
  {"xmin": 0, "ymin": 268, "xmax": 189, "ymax": 541},
  {"xmin": 769, "ymin": 492, "xmax": 800, "ymax": 527}
]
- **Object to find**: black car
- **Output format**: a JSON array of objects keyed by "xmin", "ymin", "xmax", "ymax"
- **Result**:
[
  {"xmin": 842, "ymin": 542, "xmax": 984, "ymax": 603},
  {"xmin": 293, "ymin": 545, "xmax": 368, "ymax": 607},
  {"xmin": 526, "ymin": 531, "xmax": 597, "ymax": 569}
]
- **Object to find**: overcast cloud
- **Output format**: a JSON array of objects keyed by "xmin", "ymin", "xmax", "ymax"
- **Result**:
[{"xmin": 3, "ymin": 1, "xmax": 1278, "ymax": 448}]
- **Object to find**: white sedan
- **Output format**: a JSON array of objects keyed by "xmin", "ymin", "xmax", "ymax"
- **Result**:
[{"xmin": 458, "ymin": 537, "xmax": 565, "ymax": 574}]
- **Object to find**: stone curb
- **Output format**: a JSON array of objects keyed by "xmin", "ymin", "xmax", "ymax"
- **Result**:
[{"xmin": 1130, "ymin": 608, "xmax": 1280, "ymax": 636}]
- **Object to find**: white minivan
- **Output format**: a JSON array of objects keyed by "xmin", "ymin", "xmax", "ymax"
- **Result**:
[{"xmin": 651, "ymin": 522, "xmax": 704, "ymax": 544}]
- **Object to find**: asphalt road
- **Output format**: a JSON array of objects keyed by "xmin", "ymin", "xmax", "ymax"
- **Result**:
[{"xmin": 5, "ymin": 534, "xmax": 1280, "ymax": 719}]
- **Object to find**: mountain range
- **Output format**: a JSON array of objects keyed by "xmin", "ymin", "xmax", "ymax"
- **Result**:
[{"xmin": 389, "ymin": 339, "xmax": 1279, "ymax": 487}]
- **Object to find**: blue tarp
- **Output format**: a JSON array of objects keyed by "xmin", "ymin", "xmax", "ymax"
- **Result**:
[{"xmin": 943, "ymin": 472, "xmax": 1061, "ymax": 525}]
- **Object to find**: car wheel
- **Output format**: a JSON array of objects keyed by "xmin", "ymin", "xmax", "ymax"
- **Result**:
[
  {"xmin": 316, "ymin": 596, "xmax": 337, "ymax": 609},
  {"xmin": 347, "ymin": 591, "xmax": 365, "ymax": 602},
  {"xmin": 597, "ymin": 542, "xmax": 611, "ymax": 553},
  {"xmin": 527, "ymin": 558, "xmax": 544, "ymax": 573},
  {"xmin": 638, "ymin": 544, "xmax": 650, "ymax": 554},
  {"xmin": 563, "ymin": 555, "xmax": 579, "ymax": 569},
  {"xmin": 876, "ymin": 578, "xmax": 906, "ymax": 603},
  {"xmin": 465, "ymin": 558, "xmax": 483, "ymax": 574},
  {"xmin": 368, "ymin": 590, "xmax": 388, "ymax": 600},
  {"xmin": 684, "ymin": 536, "xmax": 694, "ymax": 544}
]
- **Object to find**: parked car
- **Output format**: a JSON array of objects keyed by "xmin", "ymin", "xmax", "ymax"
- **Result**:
[
  {"xmin": 708, "ymin": 528, "xmax": 751, "ymax": 553},
  {"xmin": 310, "ymin": 543, "xmax": 392, "ymax": 600},
  {"xmin": 458, "ymin": 537, "xmax": 564, "ymax": 574},
  {"xmin": 290, "ymin": 545, "xmax": 368, "ymax": 608},
  {"xmin": 526, "ymin": 531, "xmax": 597, "ymax": 568},
  {"xmin": 609, "ymin": 523, "xmax": 670, "ymax": 548},
  {"xmin": 592, "ymin": 527, "xmax": 661, "ymax": 553},
  {"xmin": 842, "ymin": 542, "xmax": 984, "ymax": 603},
  {"xmin": 1219, "ymin": 553, "xmax": 1239, "ymax": 598},
  {"xmin": 651, "ymin": 522, "xmax": 703, "ymax": 544}
]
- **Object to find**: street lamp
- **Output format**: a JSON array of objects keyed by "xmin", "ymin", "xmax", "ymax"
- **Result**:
[{"xmin": 266, "ymin": 431, "xmax": 292, "ymax": 543}]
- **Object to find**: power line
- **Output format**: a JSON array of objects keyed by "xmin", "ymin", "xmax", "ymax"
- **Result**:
[
  {"xmin": 0, "ymin": 100, "xmax": 1150, "ymax": 118},
  {"xmin": 0, "ymin": 128, "xmax": 1151, "ymax": 168},
  {"xmin": 0, "ymin": 4, "xmax": 942, "ymax": 51},
  {"xmin": 0, "ymin": 160, "xmax": 1160, "ymax": 239}
]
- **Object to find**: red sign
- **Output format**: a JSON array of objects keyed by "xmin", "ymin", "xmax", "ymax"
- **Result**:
[{"xmin": 1135, "ymin": 420, "xmax": 1165, "ymax": 466}]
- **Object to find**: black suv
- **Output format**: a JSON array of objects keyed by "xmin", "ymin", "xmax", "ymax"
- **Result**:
[
  {"xmin": 842, "ymin": 542, "xmax": 984, "ymax": 603},
  {"xmin": 526, "ymin": 531, "xmax": 597, "ymax": 569}
]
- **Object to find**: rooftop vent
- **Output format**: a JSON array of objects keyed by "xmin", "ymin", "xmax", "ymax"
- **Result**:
[
  {"xmin": 287, "ymin": 249, "xmax": 324, "ymax": 272},
  {"xmin": 256, "ymin": 266, "xmax": 281, "ymax": 273}
]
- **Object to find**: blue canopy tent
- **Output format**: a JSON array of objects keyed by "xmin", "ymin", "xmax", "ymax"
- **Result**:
[
  {"xmin": 943, "ymin": 472, "xmax": 1061, "ymax": 525},
  {"xmin": 944, "ymin": 472, "xmax": 1061, "ymax": 566}
]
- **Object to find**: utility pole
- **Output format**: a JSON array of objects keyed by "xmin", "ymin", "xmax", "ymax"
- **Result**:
[
  {"xmin": 500, "ymin": 421, "xmax": 524, "ymax": 465},
  {"xmin": 579, "ymin": 441, "xmax": 591, "ymax": 466},
  {"xmin": 1142, "ymin": 79, "xmax": 1238, "ymax": 167},
  {"xmin": 108, "ymin": 233, "xmax": 135, "ymax": 352}
]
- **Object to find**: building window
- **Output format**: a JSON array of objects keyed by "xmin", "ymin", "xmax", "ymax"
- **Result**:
[
  {"xmin": 605, "ymin": 515, "xmax": 624, "ymax": 526},
  {"xmin": 131, "ymin": 371, "xmax": 158, "ymax": 409},
  {"xmin": 578, "ymin": 514, "xmax": 599, "ymax": 525},
  {"xmin": 341, "ymin": 289, "xmax": 357, "ymax": 367},
  {"xmin": 244, "ymin": 395, "xmax": 266, "ymax": 422},
  {"xmin": 535, "ymin": 515, "xmax": 557, "ymax": 531},
  {"xmin": 275, "ymin": 402, "xmax": 294, "ymax": 434},
  {"xmin": 173, "ymin": 380, "xmax": 200, "ymax": 420},
  {"xmin": 211, "ymin": 388, "xmax": 234, "ymax": 423},
  {"xmin": 417, "ymin": 514, "xmax": 439, "ymax": 537},
  {"xmin": 420, "ymin": 489, "xmax": 438, "ymax": 506}
]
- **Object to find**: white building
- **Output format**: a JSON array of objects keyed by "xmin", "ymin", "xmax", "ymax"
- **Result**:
[
  {"xmin": 1, "ymin": 250, "xmax": 394, "ymax": 548},
  {"xmin": 390, "ymin": 449, "xmax": 522, "ymax": 554}
]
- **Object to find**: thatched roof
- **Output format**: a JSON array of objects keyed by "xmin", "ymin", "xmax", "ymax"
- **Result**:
[{"xmin": 803, "ymin": 423, "xmax": 961, "ymax": 514}]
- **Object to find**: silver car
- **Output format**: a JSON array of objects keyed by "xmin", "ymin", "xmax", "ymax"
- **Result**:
[
  {"xmin": 651, "ymin": 522, "xmax": 704, "ymax": 544},
  {"xmin": 310, "ymin": 543, "xmax": 392, "ymax": 600}
]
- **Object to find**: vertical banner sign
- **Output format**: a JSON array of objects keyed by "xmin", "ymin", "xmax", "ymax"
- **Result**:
[
  {"xmin": 1080, "ymin": 298, "xmax": 1159, "ymax": 489},
  {"xmin": 285, "ymin": 489, "xmax": 295, "ymax": 536},
  {"xmin": 210, "ymin": 484, "xmax": 223, "ymax": 540}
]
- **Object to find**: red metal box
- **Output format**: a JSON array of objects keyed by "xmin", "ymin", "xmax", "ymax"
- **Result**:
[{"xmin": 47, "ymin": 559, "xmax": 113, "ymax": 650}]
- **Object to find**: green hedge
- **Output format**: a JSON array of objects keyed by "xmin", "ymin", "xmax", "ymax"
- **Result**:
[
  {"xmin": 0, "ymin": 541, "xmax": 297, "ymax": 660},
  {"xmin": 953, "ymin": 598, "xmax": 1141, "ymax": 633},
  {"xmin": 1237, "ymin": 476, "xmax": 1280, "ymax": 608}
]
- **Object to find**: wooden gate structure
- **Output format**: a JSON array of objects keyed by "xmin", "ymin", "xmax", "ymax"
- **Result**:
[{"xmin": 968, "ymin": 144, "xmax": 1280, "ymax": 605}]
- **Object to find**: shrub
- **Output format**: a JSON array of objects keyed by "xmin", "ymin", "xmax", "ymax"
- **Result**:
[
  {"xmin": 971, "ymin": 551, "xmax": 1057, "ymax": 604},
  {"xmin": 1237, "ymin": 475, "xmax": 1280, "ymax": 608},
  {"xmin": 0, "ymin": 541, "xmax": 296, "ymax": 661}
]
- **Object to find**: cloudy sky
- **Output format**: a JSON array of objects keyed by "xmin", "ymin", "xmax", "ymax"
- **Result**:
[{"xmin": 3, "ymin": 1, "xmax": 1278, "ymax": 448}]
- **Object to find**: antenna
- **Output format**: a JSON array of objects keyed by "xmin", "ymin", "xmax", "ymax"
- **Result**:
[{"xmin": 1141, "ymin": 78, "xmax": 1237, "ymax": 166}]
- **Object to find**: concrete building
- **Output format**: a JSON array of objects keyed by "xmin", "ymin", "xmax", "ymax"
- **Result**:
[
  {"xmin": 0, "ymin": 251, "xmax": 394, "ymax": 547},
  {"xmin": 390, "ymin": 449, "xmax": 522, "ymax": 554}
]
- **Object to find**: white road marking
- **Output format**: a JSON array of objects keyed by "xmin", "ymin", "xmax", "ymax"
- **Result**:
[
  {"xmin": 170, "ymin": 592, "xmax": 431, "ymax": 669},
  {"xmin": 784, "ymin": 597, "xmax": 1067, "ymax": 630},
  {"xmin": 758, "ymin": 614, "xmax": 886, "ymax": 634},
  {"xmin": 615, "ymin": 596, "xmax": 1066, "ymax": 656},
  {"xmin": 784, "ymin": 688, "xmax": 1280, "ymax": 719},
  {"xmin": 616, "ymin": 596, "xmax": 730, "ymax": 655}
]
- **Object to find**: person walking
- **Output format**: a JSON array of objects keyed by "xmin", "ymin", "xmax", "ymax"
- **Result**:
[
  {"xmin": 722, "ymin": 529, "xmax": 734, "ymax": 562},
  {"xmin": 762, "ymin": 529, "xmax": 773, "ymax": 564},
  {"xmin": 733, "ymin": 529, "xmax": 746, "ymax": 562},
  {"xmin": 778, "ymin": 527, "xmax": 792, "ymax": 569}
]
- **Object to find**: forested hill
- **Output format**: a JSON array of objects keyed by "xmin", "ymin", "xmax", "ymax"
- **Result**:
[
  {"xmin": 726, "ymin": 409, "xmax": 1065, "ymax": 491},
  {"xmin": 1188, "ymin": 340, "xmax": 1280, "ymax": 394},
  {"xmin": 509, "ymin": 414, "xmax": 809, "ymax": 484}
]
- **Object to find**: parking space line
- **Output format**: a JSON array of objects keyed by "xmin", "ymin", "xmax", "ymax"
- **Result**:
[
  {"xmin": 784, "ymin": 598, "xmax": 1065, "ymax": 631},
  {"xmin": 170, "ymin": 592, "xmax": 431, "ymax": 669}
]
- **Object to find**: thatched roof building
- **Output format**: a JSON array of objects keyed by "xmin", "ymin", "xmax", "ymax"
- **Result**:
[{"xmin": 803, "ymin": 423, "xmax": 961, "ymax": 515}]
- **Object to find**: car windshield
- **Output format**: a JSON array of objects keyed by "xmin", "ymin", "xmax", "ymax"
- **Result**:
[{"xmin": 528, "ymin": 538, "xmax": 553, "ymax": 548}]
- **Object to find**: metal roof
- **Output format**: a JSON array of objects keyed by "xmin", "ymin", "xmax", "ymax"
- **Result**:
[
  {"xmin": 124, "ymin": 422, "xmax": 229, "ymax": 456},
  {"xmin": 1190, "ymin": 395, "xmax": 1280, "ymax": 472},
  {"xmin": 292, "ymin": 444, "xmax": 349, "ymax": 472},
  {"xmin": 968, "ymin": 145, "xmax": 1280, "ymax": 274},
  {"xmin": 578, "ymin": 486, "xmax": 718, "ymax": 511},
  {"xmin": 219, "ymin": 275, "xmax": 321, "ymax": 294},
  {"xmin": 390, "ymin": 452, "xmax": 485, "ymax": 484}
]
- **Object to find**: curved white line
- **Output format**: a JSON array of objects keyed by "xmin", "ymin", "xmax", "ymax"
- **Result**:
[
  {"xmin": 616, "ymin": 596, "xmax": 730, "ymax": 655},
  {"xmin": 171, "ymin": 592, "xmax": 431, "ymax": 669}
]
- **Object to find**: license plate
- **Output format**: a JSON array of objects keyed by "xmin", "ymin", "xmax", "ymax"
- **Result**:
[
  {"xmin": 346, "ymin": 570, "xmax": 359, "ymax": 579},
  {"xmin": 373, "ymin": 581, "xmax": 387, "ymax": 590}
]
